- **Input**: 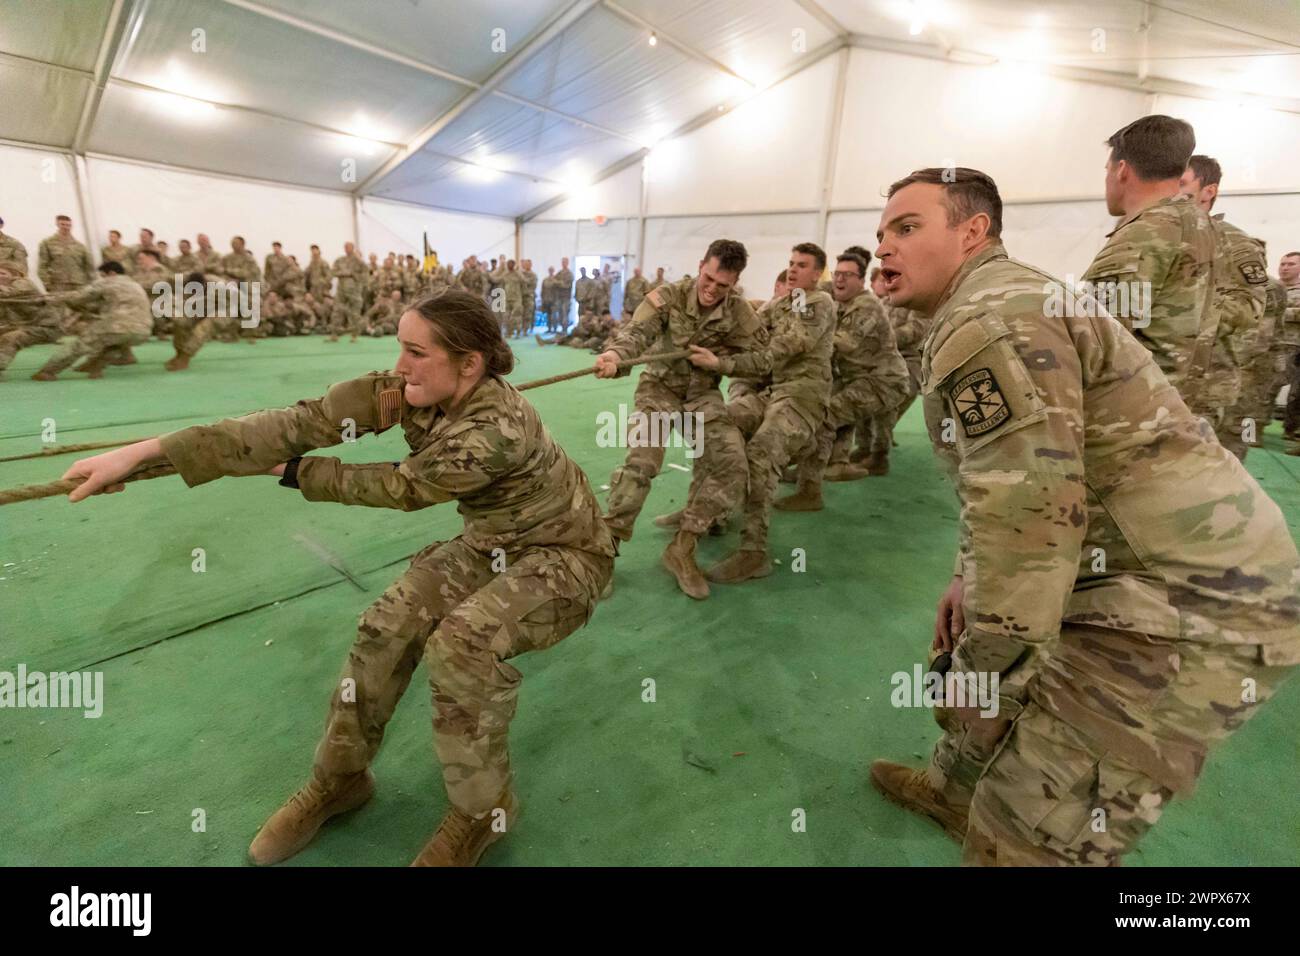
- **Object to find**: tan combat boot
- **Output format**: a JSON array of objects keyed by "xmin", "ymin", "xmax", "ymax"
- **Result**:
[
  {"xmin": 248, "ymin": 770, "xmax": 375, "ymax": 866},
  {"xmin": 164, "ymin": 352, "xmax": 190, "ymax": 372},
  {"xmin": 661, "ymin": 530, "xmax": 709, "ymax": 600},
  {"xmin": 869, "ymin": 760, "xmax": 968, "ymax": 844},
  {"xmin": 706, "ymin": 548, "xmax": 771, "ymax": 584},
  {"xmin": 865, "ymin": 452, "xmax": 890, "ymax": 476},
  {"xmin": 410, "ymin": 789, "xmax": 520, "ymax": 867},
  {"xmin": 824, "ymin": 462, "xmax": 869, "ymax": 482},
  {"xmin": 775, "ymin": 480, "xmax": 824, "ymax": 512},
  {"xmin": 79, "ymin": 357, "xmax": 109, "ymax": 379},
  {"xmin": 653, "ymin": 507, "xmax": 685, "ymax": 530}
]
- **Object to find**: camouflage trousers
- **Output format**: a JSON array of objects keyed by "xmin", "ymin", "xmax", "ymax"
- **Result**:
[
  {"xmin": 737, "ymin": 396, "xmax": 818, "ymax": 551},
  {"xmin": 794, "ymin": 422, "xmax": 853, "ymax": 487},
  {"xmin": 860, "ymin": 361, "xmax": 921, "ymax": 458},
  {"xmin": 312, "ymin": 537, "xmax": 611, "ymax": 818},
  {"xmin": 1222, "ymin": 352, "xmax": 1283, "ymax": 458},
  {"xmin": 0, "ymin": 323, "xmax": 61, "ymax": 372},
  {"xmin": 330, "ymin": 287, "xmax": 364, "ymax": 336},
  {"xmin": 38, "ymin": 327, "xmax": 148, "ymax": 375},
  {"xmin": 171, "ymin": 315, "xmax": 215, "ymax": 358},
  {"xmin": 604, "ymin": 377, "xmax": 746, "ymax": 541},
  {"xmin": 929, "ymin": 622, "xmax": 1296, "ymax": 865}
]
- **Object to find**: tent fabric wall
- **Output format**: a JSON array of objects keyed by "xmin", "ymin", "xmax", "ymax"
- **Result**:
[
  {"xmin": 85, "ymin": 156, "xmax": 355, "ymax": 267},
  {"xmin": 359, "ymin": 198, "xmax": 516, "ymax": 268},
  {"xmin": 642, "ymin": 212, "xmax": 818, "ymax": 293}
]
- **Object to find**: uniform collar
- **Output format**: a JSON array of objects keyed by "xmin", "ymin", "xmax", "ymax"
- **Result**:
[
  {"xmin": 1107, "ymin": 193, "xmax": 1185, "ymax": 237},
  {"xmin": 932, "ymin": 240, "xmax": 1007, "ymax": 314}
]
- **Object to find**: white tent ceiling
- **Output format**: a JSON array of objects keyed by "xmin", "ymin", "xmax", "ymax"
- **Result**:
[{"xmin": 1, "ymin": 0, "xmax": 1296, "ymax": 219}]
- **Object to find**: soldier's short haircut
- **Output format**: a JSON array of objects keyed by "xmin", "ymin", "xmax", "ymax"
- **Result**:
[
  {"xmin": 310, "ymin": 244, "xmax": 319, "ymax": 251},
  {"xmin": 843, "ymin": 245, "xmax": 872, "ymax": 268},
  {"xmin": 1187, "ymin": 154, "xmax": 1222, "ymax": 188},
  {"xmin": 870, "ymin": 266, "xmax": 882, "ymax": 281},
  {"xmin": 272, "ymin": 241, "xmax": 282, "ymax": 248},
  {"xmin": 836, "ymin": 253, "xmax": 867, "ymax": 278},
  {"xmin": 56, "ymin": 214, "xmax": 71, "ymax": 222},
  {"xmin": 109, "ymin": 229, "xmax": 121, "ymax": 238},
  {"xmin": 99, "ymin": 260, "xmax": 125, "ymax": 274},
  {"xmin": 704, "ymin": 238, "xmax": 748, "ymax": 274},
  {"xmin": 775, "ymin": 269, "xmax": 787, "ymax": 284},
  {"xmin": 141, "ymin": 227, "xmax": 154, "ymax": 237},
  {"xmin": 184, "ymin": 271, "xmax": 204, "ymax": 286},
  {"xmin": 139, "ymin": 249, "xmax": 160, "ymax": 262},
  {"xmin": 792, "ymin": 242, "xmax": 827, "ymax": 272},
  {"xmin": 887, "ymin": 167, "xmax": 1003, "ymax": 238},
  {"xmin": 1283, "ymin": 251, "xmax": 1300, "ymax": 260},
  {"xmin": 1105, "ymin": 115, "xmax": 1195, "ymax": 181}
]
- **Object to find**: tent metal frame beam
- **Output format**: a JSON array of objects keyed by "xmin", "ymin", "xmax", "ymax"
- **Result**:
[
  {"xmin": 815, "ymin": 45, "xmax": 850, "ymax": 249},
  {"xmin": 791, "ymin": 0, "xmax": 850, "ymax": 39},
  {"xmin": 73, "ymin": 0, "xmax": 131, "ymax": 154},
  {"xmin": 600, "ymin": 0, "xmax": 754, "ymax": 89},
  {"xmin": 353, "ymin": 0, "xmax": 603, "ymax": 196},
  {"xmin": 520, "ymin": 35, "xmax": 846, "ymax": 223}
]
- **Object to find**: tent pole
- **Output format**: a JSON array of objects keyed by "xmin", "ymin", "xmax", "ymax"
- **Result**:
[{"xmin": 817, "ymin": 46, "xmax": 850, "ymax": 252}]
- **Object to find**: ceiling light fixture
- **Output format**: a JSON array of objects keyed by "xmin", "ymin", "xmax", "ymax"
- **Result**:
[{"xmin": 649, "ymin": 32, "xmax": 657, "ymax": 47}]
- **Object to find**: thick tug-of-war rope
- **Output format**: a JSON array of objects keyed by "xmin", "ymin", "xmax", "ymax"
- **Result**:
[{"xmin": 0, "ymin": 349, "xmax": 693, "ymax": 504}]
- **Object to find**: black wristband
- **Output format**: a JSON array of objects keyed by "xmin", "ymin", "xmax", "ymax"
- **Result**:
[{"xmin": 278, "ymin": 456, "xmax": 303, "ymax": 489}]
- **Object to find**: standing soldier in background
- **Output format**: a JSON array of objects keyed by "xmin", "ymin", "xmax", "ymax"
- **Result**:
[
  {"xmin": 540, "ymin": 267, "xmax": 557, "ymax": 333},
  {"xmin": 1081, "ymin": 115, "xmax": 1217, "ymax": 402},
  {"xmin": 574, "ymin": 267, "xmax": 593, "ymax": 318},
  {"xmin": 38, "ymin": 215, "xmax": 94, "ymax": 294},
  {"xmin": 650, "ymin": 266, "xmax": 666, "ymax": 291},
  {"xmin": 402, "ymin": 254, "xmax": 422, "ymax": 301},
  {"xmin": 555, "ymin": 257, "xmax": 574, "ymax": 330},
  {"xmin": 264, "ymin": 242, "xmax": 295, "ymax": 298},
  {"xmin": 623, "ymin": 267, "xmax": 650, "ymax": 318},
  {"xmin": 306, "ymin": 244, "xmax": 332, "ymax": 299},
  {"xmin": 329, "ymin": 241, "xmax": 367, "ymax": 343},
  {"xmin": 128, "ymin": 227, "xmax": 162, "ymax": 266},
  {"xmin": 133, "ymin": 248, "xmax": 170, "ymax": 337},
  {"xmin": 29, "ymin": 261, "xmax": 152, "ymax": 381},
  {"xmin": 377, "ymin": 254, "xmax": 404, "ymax": 301},
  {"xmin": 222, "ymin": 236, "xmax": 264, "ymax": 341},
  {"xmin": 777, "ymin": 252, "xmax": 909, "ymax": 511},
  {"xmin": 690, "ymin": 243, "xmax": 835, "ymax": 586},
  {"xmin": 0, "ymin": 216, "xmax": 29, "ymax": 275},
  {"xmin": 520, "ymin": 258, "xmax": 538, "ymax": 333},
  {"xmin": 100, "ymin": 229, "xmax": 133, "ymax": 275},
  {"xmin": 155, "ymin": 241, "xmax": 174, "ymax": 270},
  {"xmin": 1227, "ymin": 275, "xmax": 1287, "ymax": 458},
  {"xmin": 1178, "ymin": 155, "xmax": 1268, "ymax": 445},
  {"xmin": 867, "ymin": 167, "xmax": 1299, "ymax": 867},
  {"xmin": 172, "ymin": 238, "xmax": 201, "ymax": 275},
  {"xmin": 1274, "ymin": 251, "xmax": 1300, "ymax": 441},
  {"xmin": 500, "ymin": 259, "xmax": 526, "ymax": 338}
]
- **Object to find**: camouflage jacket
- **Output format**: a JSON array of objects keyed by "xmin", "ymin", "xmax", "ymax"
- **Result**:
[
  {"xmin": 306, "ymin": 257, "xmax": 332, "ymax": 295},
  {"xmin": 263, "ymin": 252, "xmax": 295, "ymax": 289},
  {"xmin": 100, "ymin": 243, "xmax": 134, "ymax": 275},
  {"xmin": 608, "ymin": 275, "xmax": 767, "ymax": 402},
  {"xmin": 1275, "ymin": 283, "xmax": 1300, "ymax": 351},
  {"xmin": 1081, "ymin": 194, "xmax": 1217, "ymax": 391},
  {"xmin": 827, "ymin": 291, "xmax": 910, "ymax": 428},
  {"xmin": 172, "ymin": 253, "xmax": 202, "ymax": 275},
  {"xmin": 623, "ymin": 276, "xmax": 650, "ymax": 314},
  {"xmin": 1192, "ymin": 216, "xmax": 1269, "ymax": 408},
  {"xmin": 222, "ymin": 250, "xmax": 262, "ymax": 284},
  {"xmin": 0, "ymin": 232, "xmax": 30, "ymax": 275},
  {"xmin": 63, "ymin": 273, "xmax": 152, "ymax": 335},
  {"xmin": 38, "ymin": 234, "xmax": 94, "ymax": 290},
  {"xmin": 720, "ymin": 288, "xmax": 835, "ymax": 428},
  {"xmin": 159, "ymin": 373, "xmax": 617, "ymax": 560},
  {"xmin": 194, "ymin": 248, "xmax": 224, "ymax": 277},
  {"xmin": 0, "ymin": 276, "xmax": 58, "ymax": 331},
  {"xmin": 922, "ymin": 242, "xmax": 1300, "ymax": 694},
  {"xmin": 331, "ymin": 254, "xmax": 367, "ymax": 290}
]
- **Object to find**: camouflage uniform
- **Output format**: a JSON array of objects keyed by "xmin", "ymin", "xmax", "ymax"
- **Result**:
[
  {"xmin": 195, "ymin": 247, "xmax": 224, "ymax": 278},
  {"xmin": 1081, "ymin": 194, "xmax": 1217, "ymax": 400},
  {"xmin": 539, "ymin": 275, "xmax": 556, "ymax": 331},
  {"xmin": 1185, "ymin": 215, "xmax": 1268, "ymax": 437},
  {"xmin": 172, "ymin": 251, "xmax": 201, "ymax": 275},
  {"xmin": 861, "ymin": 305, "xmax": 931, "ymax": 461},
  {"xmin": 0, "ymin": 231, "xmax": 29, "ymax": 275},
  {"xmin": 306, "ymin": 255, "xmax": 333, "ymax": 299},
  {"xmin": 1275, "ymin": 283, "xmax": 1300, "ymax": 435},
  {"xmin": 0, "ymin": 272, "xmax": 63, "ymax": 372},
  {"xmin": 520, "ymin": 267, "xmax": 538, "ymax": 330},
  {"xmin": 1224, "ymin": 276, "xmax": 1286, "ymax": 457},
  {"xmin": 330, "ymin": 253, "xmax": 368, "ymax": 338},
  {"xmin": 602, "ymin": 278, "xmax": 765, "ymax": 542},
  {"xmin": 916, "ymin": 242, "xmax": 1299, "ymax": 866},
  {"xmin": 554, "ymin": 267, "xmax": 574, "ymax": 328},
  {"xmin": 133, "ymin": 262, "xmax": 170, "ymax": 335},
  {"xmin": 623, "ymin": 275, "xmax": 651, "ymax": 317},
  {"xmin": 402, "ymin": 264, "xmax": 422, "ymax": 302},
  {"xmin": 376, "ymin": 264, "xmax": 404, "ymax": 302},
  {"xmin": 718, "ymin": 289, "xmax": 834, "ymax": 552},
  {"xmin": 263, "ymin": 252, "xmax": 295, "ymax": 298},
  {"xmin": 500, "ymin": 269, "xmax": 525, "ymax": 336},
  {"xmin": 37, "ymin": 233, "xmax": 94, "ymax": 292},
  {"xmin": 222, "ymin": 249, "xmax": 265, "ymax": 339},
  {"xmin": 157, "ymin": 373, "xmax": 615, "ymax": 818},
  {"xmin": 363, "ymin": 299, "xmax": 400, "ymax": 337},
  {"xmin": 34, "ymin": 273, "xmax": 152, "ymax": 376},
  {"xmin": 100, "ymin": 242, "xmax": 134, "ymax": 275},
  {"xmin": 795, "ymin": 291, "xmax": 909, "ymax": 488}
]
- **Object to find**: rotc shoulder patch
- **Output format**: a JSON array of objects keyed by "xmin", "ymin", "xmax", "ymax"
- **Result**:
[
  {"xmin": 949, "ymin": 368, "xmax": 1010, "ymax": 438},
  {"xmin": 377, "ymin": 387, "xmax": 403, "ymax": 429},
  {"xmin": 1239, "ymin": 261, "xmax": 1268, "ymax": 285}
]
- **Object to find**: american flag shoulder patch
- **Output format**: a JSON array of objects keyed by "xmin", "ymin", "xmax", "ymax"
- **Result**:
[{"xmin": 377, "ymin": 387, "xmax": 403, "ymax": 429}]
